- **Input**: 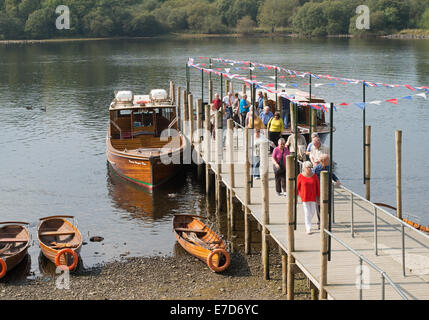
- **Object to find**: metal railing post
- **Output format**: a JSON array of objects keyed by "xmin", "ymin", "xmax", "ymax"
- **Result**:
[
  {"xmin": 402, "ymin": 224, "xmax": 406, "ymax": 277},
  {"xmin": 351, "ymin": 192, "xmax": 354, "ymax": 238},
  {"xmin": 359, "ymin": 258, "xmax": 363, "ymax": 300},
  {"xmin": 374, "ymin": 207, "xmax": 378, "ymax": 256},
  {"xmin": 381, "ymin": 274, "xmax": 385, "ymax": 300}
]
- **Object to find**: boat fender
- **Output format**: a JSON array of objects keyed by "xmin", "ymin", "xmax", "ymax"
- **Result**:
[
  {"xmin": 55, "ymin": 248, "xmax": 78, "ymax": 271},
  {"xmin": 207, "ymin": 249, "xmax": 230, "ymax": 273},
  {"xmin": 0, "ymin": 258, "xmax": 6, "ymax": 279}
]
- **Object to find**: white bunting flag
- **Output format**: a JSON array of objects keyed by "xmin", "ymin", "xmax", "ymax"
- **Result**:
[
  {"xmin": 224, "ymin": 68, "xmax": 230, "ymax": 73},
  {"xmin": 416, "ymin": 92, "xmax": 427, "ymax": 100},
  {"xmin": 369, "ymin": 100, "xmax": 382, "ymax": 105}
]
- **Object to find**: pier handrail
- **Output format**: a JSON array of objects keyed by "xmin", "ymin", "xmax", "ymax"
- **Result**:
[
  {"xmin": 338, "ymin": 183, "xmax": 429, "ymax": 240},
  {"xmin": 336, "ymin": 183, "xmax": 429, "ymax": 278},
  {"xmin": 324, "ymin": 229, "xmax": 408, "ymax": 300}
]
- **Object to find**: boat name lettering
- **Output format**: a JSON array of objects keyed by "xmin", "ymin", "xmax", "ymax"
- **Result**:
[{"xmin": 128, "ymin": 160, "xmax": 146, "ymax": 165}]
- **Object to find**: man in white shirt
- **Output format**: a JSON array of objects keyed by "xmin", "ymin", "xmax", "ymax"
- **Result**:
[{"xmin": 309, "ymin": 137, "xmax": 329, "ymax": 166}]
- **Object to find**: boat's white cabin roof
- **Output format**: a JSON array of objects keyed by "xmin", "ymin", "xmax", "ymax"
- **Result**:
[{"xmin": 110, "ymin": 94, "xmax": 176, "ymax": 111}]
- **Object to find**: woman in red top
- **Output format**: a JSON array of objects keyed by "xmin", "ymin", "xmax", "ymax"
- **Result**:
[{"xmin": 297, "ymin": 161, "xmax": 320, "ymax": 234}]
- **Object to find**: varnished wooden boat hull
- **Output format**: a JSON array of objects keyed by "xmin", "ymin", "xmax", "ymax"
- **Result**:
[
  {"xmin": 37, "ymin": 217, "xmax": 82, "ymax": 269},
  {"xmin": 106, "ymin": 132, "xmax": 187, "ymax": 190},
  {"xmin": 173, "ymin": 214, "xmax": 230, "ymax": 272},
  {"xmin": 0, "ymin": 224, "xmax": 30, "ymax": 278}
]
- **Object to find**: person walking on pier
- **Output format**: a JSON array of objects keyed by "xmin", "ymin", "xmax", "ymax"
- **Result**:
[
  {"xmin": 232, "ymin": 93, "xmax": 241, "ymax": 126},
  {"xmin": 281, "ymin": 92, "xmax": 290, "ymax": 128},
  {"xmin": 272, "ymin": 138, "xmax": 290, "ymax": 196},
  {"xmin": 259, "ymin": 106, "xmax": 273, "ymax": 127},
  {"xmin": 239, "ymin": 94, "xmax": 250, "ymax": 127},
  {"xmin": 212, "ymin": 93, "xmax": 222, "ymax": 112},
  {"xmin": 305, "ymin": 132, "xmax": 319, "ymax": 157},
  {"xmin": 297, "ymin": 161, "xmax": 320, "ymax": 235},
  {"xmin": 267, "ymin": 112, "xmax": 284, "ymax": 152},
  {"xmin": 309, "ymin": 137, "xmax": 329, "ymax": 166},
  {"xmin": 223, "ymin": 92, "xmax": 235, "ymax": 120},
  {"xmin": 257, "ymin": 91, "xmax": 264, "ymax": 113},
  {"xmin": 286, "ymin": 129, "xmax": 307, "ymax": 161}
]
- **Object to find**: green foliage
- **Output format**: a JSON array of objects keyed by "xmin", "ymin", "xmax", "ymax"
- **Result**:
[
  {"xmin": 418, "ymin": 8, "xmax": 429, "ymax": 29},
  {"xmin": 24, "ymin": 7, "xmax": 55, "ymax": 38},
  {"xmin": 236, "ymin": 15, "xmax": 255, "ymax": 34},
  {"xmin": 0, "ymin": 0, "xmax": 426, "ymax": 40}
]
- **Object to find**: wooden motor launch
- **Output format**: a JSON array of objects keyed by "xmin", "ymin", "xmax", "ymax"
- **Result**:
[
  {"xmin": 173, "ymin": 214, "xmax": 230, "ymax": 273},
  {"xmin": 37, "ymin": 215, "xmax": 82, "ymax": 271},
  {"xmin": 106, "ymin": 89, "xmax": 188, "ymax": 190},
  {"xmin": 0, "ymin": 221, "xmax": 30, "ymax": 279}
]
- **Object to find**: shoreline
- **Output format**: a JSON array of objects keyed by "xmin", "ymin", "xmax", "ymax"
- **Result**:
[
  {"xmin": 1, "ymin": 31, "xmax": 429, "ymax": 44},
  {"xmin": 0, "ymin": 250, "xmax": 310, "ymax": 300}
]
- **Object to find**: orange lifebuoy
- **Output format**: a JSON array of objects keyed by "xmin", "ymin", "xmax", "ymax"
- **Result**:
[
  {"xmin": 207, "ymin": 248, "xmax": 230, "ymax": 273},
  {"xmin": 55, "ymin": 248, "xmax": 78, "ymax": 271},
  {"xmin": 0, "ymin": 258, "xmax": 6, "ymax": 279}
]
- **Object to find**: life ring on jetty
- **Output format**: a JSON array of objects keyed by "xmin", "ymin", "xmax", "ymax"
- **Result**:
[
  {"xmin": 55, "ymin": 248, "xmax": 78, "ymax": 271},
  {"xmin": 0, "ymin": 258, "xmax": 7, "ymax": 279},
  {"xmin": 207, "ymin": 249, "xmax": 230, "ymax": 273}
]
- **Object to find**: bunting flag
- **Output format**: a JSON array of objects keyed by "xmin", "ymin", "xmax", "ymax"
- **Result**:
[
  {"xmin": 187, "ymin": 57, "xmax": 428, "ymax": 113},
  {"xmin": 193, "ymin": 57, "xmax": 429, "ymax": 92}
]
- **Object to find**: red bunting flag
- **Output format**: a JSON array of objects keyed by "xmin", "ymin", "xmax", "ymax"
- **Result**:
[
  {"xmin": 339, "ymin": 103, "xmax": 350, "ymax": 106},
  {"xmin": 386, "ymin": 99, "xmax": 398, "ymax": 104}
]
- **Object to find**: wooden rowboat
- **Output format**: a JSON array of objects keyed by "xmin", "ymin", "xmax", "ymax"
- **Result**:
[
  {"xmin": 0, "ymin": 221, "xmax": 30, "ymax": 279},
  {"xmin": 173, "ymin": 214, "xmax": 230, "ymax": 272},
  {"xmin": 37, "ymin": 215, "xmax": 82, "ymax": 271}
]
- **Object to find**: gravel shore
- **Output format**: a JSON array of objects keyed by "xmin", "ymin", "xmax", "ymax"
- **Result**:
[{"xmin": 0, "ymin": 249, "xmax": 310, "ymax": 300}]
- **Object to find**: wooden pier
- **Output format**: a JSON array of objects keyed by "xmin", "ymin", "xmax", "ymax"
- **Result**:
[{"xmin": 173, "ymin": 82, "xmax": 429, "ymax": 300}]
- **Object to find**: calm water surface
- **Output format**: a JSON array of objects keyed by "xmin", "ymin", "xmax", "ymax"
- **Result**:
[{"xmin": 0, "ymin": 38, "xmax": 428, "ymax": 278}]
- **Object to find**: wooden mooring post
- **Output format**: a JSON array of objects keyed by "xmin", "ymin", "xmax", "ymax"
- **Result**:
[
  {"xmin": 286, "ymin": 155, "xmax": 296, "ymax": 300},
  {"xmin": 183, "ymin": 89, "xmax": 188, "ymax": 136},
  {"xmin": 320, "ymin": 170, "xmax": 329, "ymax": 300},
  {"xmin": 177, "ymin": 86, "xmax": 181, "ymax": 131},
  {"xmin": 204, "ymin": 104, "xmax": 211, "ymax": 194},
  {"xmin": 188, "ymin": 94, "xmax": 194, "ymax": 146},
  {"xmin": 227, "ymin": 119, "xmax": 235, "ymax": 230},
  {"xmin": 215, "ymin": 111, "xmax": 223, "ymax": 213},
  {"xmin": 170, "ymin": 81, "xmax": 175, "ymax": 103},
  {"xmin": 244, "ymin": 127, "xmax": 251, "ymax": 255},
  {"xmin": 261, "ymin": 139, "xmax": 270, "ymax": 280},
  {"xmin": 396, "ymin": 130, "xmax": 402, "ymax": 219},
  {"xmin": 196, "ymin": 99, "xmax": 203, "ymax": 180}
]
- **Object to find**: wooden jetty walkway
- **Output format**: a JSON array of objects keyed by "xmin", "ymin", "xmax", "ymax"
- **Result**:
[{"xmin": 172, "ymin": 83, "xmax": 429, "ymax": 300}]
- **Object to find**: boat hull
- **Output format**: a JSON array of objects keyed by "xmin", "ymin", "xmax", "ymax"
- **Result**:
[
  {"xmin": 0, "ymin": 224, "xmax": 30, "ymax": 278},
  {"xmin": 173, "ymin": 214, "xmax": 230, "ymax": 272},
  {"xmin": 106, "ymin": 133, "xmax": 186, "ymax": 190},
  {"xmin": 37, "ymin": 217, "xmax": 82, "ymax": 269}
]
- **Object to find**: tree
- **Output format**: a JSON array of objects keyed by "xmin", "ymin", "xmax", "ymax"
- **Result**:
[
  {"xmin": 236, "ymin": 15, "xmax": 255, "ymax": 34},
  {"xmin": 128, "ymin": 12, "xmax": 163, "ymax": 36},
  {"xmin": 419, "ymin": 8, "xmax": 429, "ymax": 29},
  {"xmin": 24, "ymin": 7, "xmax": 56, "ymax": 38},
  {"xmin": 0, "ymin": 10, "xmax": 23, "ymax": 39},
  {"xmin": 258, "ymin": 0, "xmax": 299, "ymax": 32},
  {"xmin": 83, "ymin": 8, "xmax": 115, "ymax": 37}
]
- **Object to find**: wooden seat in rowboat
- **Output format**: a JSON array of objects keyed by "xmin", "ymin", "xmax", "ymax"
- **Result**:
[
  {"xmin": 0, "ymin": 238, "xmax": 28, "ymax": 243},
  {"xmin": 39, "ymin": 231, "xmax": 75, "ymax": 236},
  {"xmin": 175, "ymin": 228, "xmax": 206, "ymax": 234}
]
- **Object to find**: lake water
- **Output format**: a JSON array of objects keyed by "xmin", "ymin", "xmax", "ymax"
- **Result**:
[{"xmin": 0, "ymin": 37, "xmax": 428, "ymax": 278}]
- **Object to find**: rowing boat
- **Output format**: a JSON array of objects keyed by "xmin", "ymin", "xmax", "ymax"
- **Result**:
[
  {"xmin": 0, "ymin": 221, "xmax": 30, "ymax": 279},
  {"xmin": 37, "ymin": 215, "xmax": 82, "ymax": 271},
  {"xmin": 173, "ymin": 214, "xmax": 230, "ymax": 272}
]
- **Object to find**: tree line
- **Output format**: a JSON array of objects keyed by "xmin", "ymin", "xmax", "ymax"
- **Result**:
[{"xmin": 0, "ymin": 0, "xmax": 428, "ymax": 40}]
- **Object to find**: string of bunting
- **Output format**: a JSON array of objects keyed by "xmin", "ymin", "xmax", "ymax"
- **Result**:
[{"xmin": 188, "ymin": 57, "xmax": 428, "ymax": 112}]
